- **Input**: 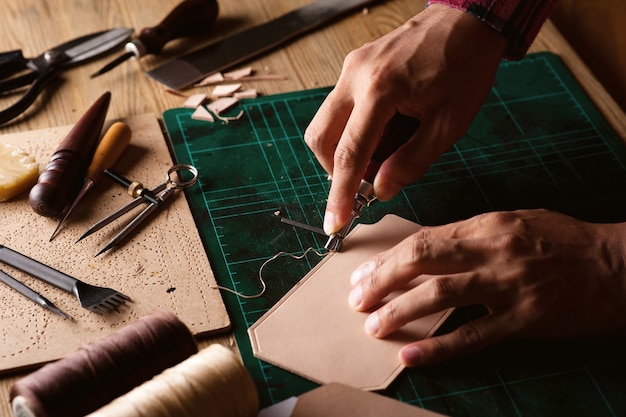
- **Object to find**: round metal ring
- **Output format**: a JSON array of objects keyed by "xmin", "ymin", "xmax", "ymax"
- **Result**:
[{"xmin": 166, "ymin": 164, "xmax": 199, "ymax": 189}]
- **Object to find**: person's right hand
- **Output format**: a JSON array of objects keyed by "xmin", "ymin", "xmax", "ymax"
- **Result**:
[{"xmin": 304, "ymin": 4, "xmax": 508, "ymax": 235}]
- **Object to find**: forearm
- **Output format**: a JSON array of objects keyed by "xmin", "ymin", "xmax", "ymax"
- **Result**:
[{"xmin": 427, "ymin": 0, "xmax": 559, "ymax": 59}]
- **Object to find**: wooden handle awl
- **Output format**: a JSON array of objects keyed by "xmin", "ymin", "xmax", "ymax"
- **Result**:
[
  {"xmin": 86, "ymin": 122, "xmax": 132, "ymax": 183},
  {"xmin": 28, "ymin": 92, "xmax": 111, "ymax": 218}
]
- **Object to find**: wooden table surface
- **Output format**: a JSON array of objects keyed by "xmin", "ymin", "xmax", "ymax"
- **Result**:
[{"xmin": 1, "ymin": 0, "xmax": 625, "ymax": 415}]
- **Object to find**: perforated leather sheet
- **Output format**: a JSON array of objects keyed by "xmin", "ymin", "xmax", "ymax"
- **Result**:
[{"xmin": 0, "ymin": 114, "xmax": 229, "ymax": 374}]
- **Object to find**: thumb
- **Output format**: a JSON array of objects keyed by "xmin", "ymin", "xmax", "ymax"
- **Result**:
[{"xmin": 373, "ymin": 120, "xmax": 445, "ymax": 201}]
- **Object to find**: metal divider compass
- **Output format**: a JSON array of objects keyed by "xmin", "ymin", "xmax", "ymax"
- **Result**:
[{"xmin": 77, "ymin": 164, "xmax": 199, "ymax": 256}]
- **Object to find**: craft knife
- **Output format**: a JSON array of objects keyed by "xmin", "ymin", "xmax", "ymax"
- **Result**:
[{"xmin": 147, "ymin": 0, "xmax": 378, "ymax": 90}]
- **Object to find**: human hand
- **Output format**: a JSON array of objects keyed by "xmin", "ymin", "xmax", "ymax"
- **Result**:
[
  {"xmin": 304, "ymin": 4, "xmax": 507, "ymax": 235},
  {"xmin": 347, "ymin": 209, "xmax": 626, "ymax": 367}
]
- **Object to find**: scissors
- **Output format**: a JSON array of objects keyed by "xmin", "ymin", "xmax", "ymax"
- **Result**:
[
  {"xmin": 77, "ymin": 164, "xmax": 199, "ymax": 256},
  {"xmin": 0, "ymin": 27, "xmax": 132, "ymax": 125}
]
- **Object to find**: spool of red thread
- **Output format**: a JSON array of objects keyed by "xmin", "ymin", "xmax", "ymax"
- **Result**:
[{"xmin": 10, "ymin": 310, "xmax": 198, "ymax": 417}]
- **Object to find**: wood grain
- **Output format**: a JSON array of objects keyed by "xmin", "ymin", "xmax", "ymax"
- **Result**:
[
  {"xmin": 0, "ymin": 1, "xmax": 624, "ymax": 415},
  {"xmin": 552, "ymin": 0, "xmax": 626, "ymax": 112}
]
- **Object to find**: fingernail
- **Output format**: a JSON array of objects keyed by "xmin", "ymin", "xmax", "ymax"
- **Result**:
[
  {"xmin": 399, "ymin": 346, "xmax": 423, "ymax": 366},
  {"xmin": 364, "ymin": 312, "xmax": 379, "ymax": 336},
  {"xmin": 350, "ymin": 261, "xmax": 374, "ymax": 286},
  {"xmin": 323, "ymin": 211, "xmax": 336, "ymax": 235},
  {"xmin": 348, "ymin": 286, "xmax": 362, "ymax": 308}
]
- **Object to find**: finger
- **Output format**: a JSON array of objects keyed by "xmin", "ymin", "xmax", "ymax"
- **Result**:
[
  {"xmin": 397, "ymin": 313, "xmax": 516, "ymax": 367},
  {"xmin": 365, "ymin": 213, "xmax": 501, "ymax": 245},
  {"xmin": 373, "ymin": 119, "xmax": 444, "ymax": 202},
  {"xmin": 364, "ymin": 270, "xmax": 495, "ymax": 338},
  {"xmin": 323, "ymin": 101, "xmax": 397, "ymax": 234},
  {"xmin": 351, "ymin": 234, "xmax": 488, "ymax": 311},
  {"xmin": 304, "ymin": 90, "xmax": 353, "ymax": 176},
  {"xmin": 375, "ymin": 111, "xmax": 471, "ymax": 201},
  {"xmin": 418, "ymin": 211, "xmax": 525, "ymax": 241}
]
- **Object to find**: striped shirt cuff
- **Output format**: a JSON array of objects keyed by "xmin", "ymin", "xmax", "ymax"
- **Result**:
[{"xmin": 427, "ymin": 0, "xmax": 558, "ymax": 59}]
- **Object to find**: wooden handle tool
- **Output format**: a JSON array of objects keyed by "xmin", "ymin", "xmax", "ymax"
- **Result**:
[
  {"xmin": 91, "ymin": 0, "xmax": 219, "ymax": 77},
  {"xmin": 29, "ymin": 91, "xmax": 111, "ymax": 218},
  {"xmin": 49, "ymin": 121, "xmax": 132, "ymax": 241},
  {"xmin": 85, "ymin": 122, "xmax": 133, "ymax": 184}
]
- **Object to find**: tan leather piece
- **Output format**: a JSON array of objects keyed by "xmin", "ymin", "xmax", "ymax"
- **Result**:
[
  {"xmin": 249, "ymin": 215, "xmax": 453, "ymax": 390},
  {"xmin": 293, "ymin": 383, "xmax": 449, "ymax": 417},
  {"xmin": 0, "ymin": 114, "xmax": 229, "ymax": 374}
]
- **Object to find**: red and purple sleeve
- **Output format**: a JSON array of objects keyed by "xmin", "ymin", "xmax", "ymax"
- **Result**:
[{"xmin": 427, "ymin": 0, "xmax": 558, "ymax": 59}]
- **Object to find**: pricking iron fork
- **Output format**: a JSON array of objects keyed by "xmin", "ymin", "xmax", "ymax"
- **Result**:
[
  {"xmin": 0, "ymin": 245, "xmax": 130, "ymax": 315},
  {"xmin": 77, "ymin": 164, "xmax": 199, "ymax": 256}
]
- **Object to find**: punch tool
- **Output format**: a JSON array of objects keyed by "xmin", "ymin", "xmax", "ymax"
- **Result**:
[
  {"xmin": 0, "ymin": 245, "xmax": 130, "ymax": 315},
  {"xmin": 324, "ymin": 113, "xmax": 421, "ymax": 252},
  {"xmin": 77, "ymin": 164, "xmax": 199, "ymax": 256},
  {"xmin": 0, "ymin": 28, "xmax": 131, "ymax": 125}
]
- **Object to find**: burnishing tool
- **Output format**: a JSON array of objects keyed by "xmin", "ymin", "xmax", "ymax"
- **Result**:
[
  {"xmin": 324, "ymin": 113, "xmax": 421, "ymax": 252},
  {"xmin": 91, "ymin": 0, "xmax": 219, "ymax": 77},
  {"xmin": 28, "ymin": 92, "xmax": 112, "ymax": 219}
]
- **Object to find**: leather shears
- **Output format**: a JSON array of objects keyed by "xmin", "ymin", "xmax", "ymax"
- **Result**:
[
  {"xmin": 77, "ymin": 164, "xmax": 199, "ymax": 256},
  {"xmin": 0, "ymin": 27, "xmax": 132, "ymax": 126}
]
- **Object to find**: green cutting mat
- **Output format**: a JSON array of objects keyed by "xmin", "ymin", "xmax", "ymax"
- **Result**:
[{"xmin": 164, "ymin": 52, "xmax": 626, "ymax": 416}]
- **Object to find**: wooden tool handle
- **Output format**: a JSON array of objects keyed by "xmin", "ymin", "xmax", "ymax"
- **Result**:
[
  {"xmin": 28, "ymin": 92, "xmax": 111, "ymax": 218},
  {"xmin": 87, "ymin": 122, "xmax": 132, "ymax": 183},
  {"xmin": 362, "ymin": 113, "xmax": 421, "ymax": 183},
  {"xmin": 137, "ymin": 0, "xmax": 219, "ymax": 55}
]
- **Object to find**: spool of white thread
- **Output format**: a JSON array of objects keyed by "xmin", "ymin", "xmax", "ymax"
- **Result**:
[
  {"xmin": 85, "ymin": 344, "xmax": 259, "ymax": 417},
  {"xmin": 87, "ymin": 344, "xmax": 259, "ymax": 417}
]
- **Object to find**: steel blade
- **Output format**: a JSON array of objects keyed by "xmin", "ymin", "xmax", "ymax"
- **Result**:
[
  {"xmin": 147, "ymin": 0, "xmax": 377, "ymax": 90},
  {"xmin": 28, "ymin": 28, "xmax": 133, "ymax": 71},
  {"xmin": 64, "ymin": 27, "xmax": 134, "ymax": 63}
]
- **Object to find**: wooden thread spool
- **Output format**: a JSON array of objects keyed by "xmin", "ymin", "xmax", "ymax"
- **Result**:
[
  {"xmin": 10, "ymin": 310, "xmax": 198, "ymax": 417},
  {"xmin": 86, "ymin": 344, "xmax": 260, "ymax": 417}
]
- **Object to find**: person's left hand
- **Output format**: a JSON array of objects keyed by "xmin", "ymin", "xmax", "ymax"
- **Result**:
[{"xmin": 347, "ymin": 209, "xmax": 626, "ymax": 367}]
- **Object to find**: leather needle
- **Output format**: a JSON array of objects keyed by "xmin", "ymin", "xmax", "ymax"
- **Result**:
[
  {"xmin": 0, "ymin": 269, "xmax": 74, "ymax": 320},
  {"xmin": 279, "ymin": 216, "xmax": 327, "ymax": 236},
  {"xmin": 50, "ymin": 122, "xmax": 132, "ymax": 241}
]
